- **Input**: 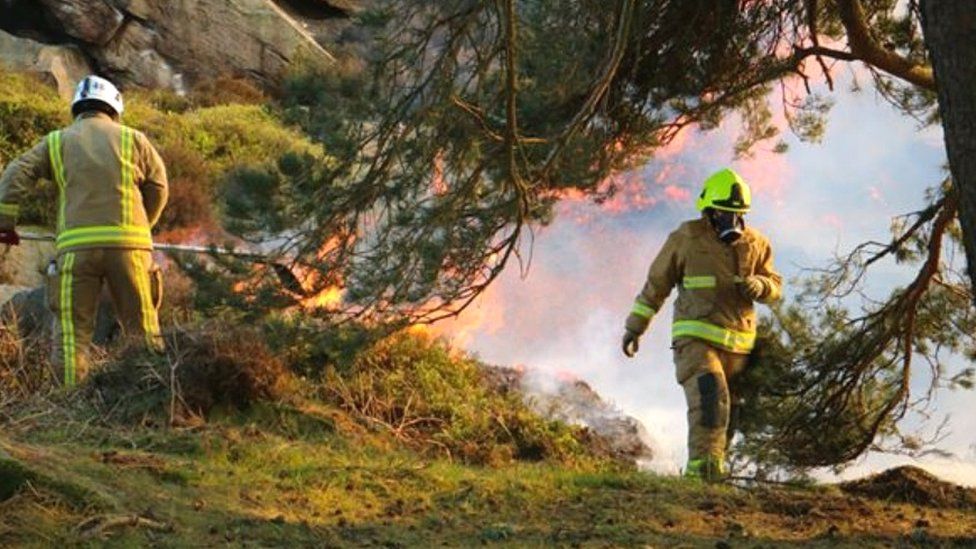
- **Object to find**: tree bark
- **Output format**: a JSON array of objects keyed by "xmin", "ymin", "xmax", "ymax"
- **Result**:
[
  {"xmin": 837, "ymin": 0, "xmax": 935, "ymax": 90},
  {"xmin": 920, "ymin": 0, "xmax": 976, "ymax": 304}
]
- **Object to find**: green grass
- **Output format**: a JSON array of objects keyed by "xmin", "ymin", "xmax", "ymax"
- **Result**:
[
  {"xmin": 2, "ymin": 326, "xmax": 975, "ymax": 547},
  {"xmin": 3, "ymin": 399, "xmax": 976, "ymax": 548}
]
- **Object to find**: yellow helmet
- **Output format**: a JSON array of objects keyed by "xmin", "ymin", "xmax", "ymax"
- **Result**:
[{"xmin": 695, "ymin": 168, "xmax": 751, "ymax": 213}]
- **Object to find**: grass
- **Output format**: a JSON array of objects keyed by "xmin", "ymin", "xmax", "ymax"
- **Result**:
[
  {"xmin": 1, "ymin": 326, "xmax": 975, "ymax": 547},
  {"xmin": 3, "ymin": 397, "xmax": 976, "ymax": 547}
]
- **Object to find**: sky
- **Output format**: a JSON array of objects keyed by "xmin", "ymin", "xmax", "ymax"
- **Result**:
[{"xmin": 432, "ymin": 70, "xmax": 976, "ymax": 485}]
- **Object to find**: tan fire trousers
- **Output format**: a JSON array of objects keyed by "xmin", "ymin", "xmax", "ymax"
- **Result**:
[
  {"xmin": 673, "ymin": 338, "xmax": 749, "ymax": 470},
  {"xmin": 47, "ymin": 248, "xmax": 163, "ymax": 387}
]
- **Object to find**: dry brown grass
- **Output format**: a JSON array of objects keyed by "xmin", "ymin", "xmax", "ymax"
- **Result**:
[{"xmin": 0, "ymin": 318, "xmax": 58, "ymax": 408}]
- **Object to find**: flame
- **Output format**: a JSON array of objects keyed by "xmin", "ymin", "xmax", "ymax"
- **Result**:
[
  {"xmin": 428, "ymin": 283, "xmax": 506, "ymax": 348},
  {"xmin": 302, "ymin": 285, "xmax": 344, "ymax": 309},
  {"xmin": 407, "ymin": 324, "xmax": 432, "ymax": 336}
]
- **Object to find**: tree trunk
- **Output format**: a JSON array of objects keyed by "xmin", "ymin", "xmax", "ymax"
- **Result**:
[{"xmin": 920, "ymin": 0, "xmax": 976, "ymax": 304}]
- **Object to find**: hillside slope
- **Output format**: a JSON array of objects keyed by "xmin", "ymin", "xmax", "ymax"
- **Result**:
[
  {"xmin": 3, "ymin": 406, "xmax": 976, "ymax": 547},
  {"xmin": 1, "ymin": 51, "xmax": 974, "ymax": 549},
  {"xmin": 2, "ymin": 329, "xmax": 975, "ymax": 548}
]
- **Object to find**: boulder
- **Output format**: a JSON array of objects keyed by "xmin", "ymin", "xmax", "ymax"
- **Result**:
[
  {"xmin": 7, "ymin": 0, "xmax": 336, "ymax": 90},
  {"xmin": 0, "ymin": 30, "xmax": 92, "ymax": 98},
  {"xmin": 93, "ymin": 20, "xmax": 180, "ymax": 90},
  {"xmin": 113, "ymin": 0, "xmax": 153, "ymax": 21},
  {"xmin": 0, "ymin": 286, "xmax": 118, "ymax": 344},
  {"xmin": 38, "ymin": 0, "xmax": 125, "ymax": 46},
  {"xmin": 0, "ymin": 229, "xmax": 56, "ymax": 288},
  {"xmin": 127, "ymin": 0, "xmax": 334, "ymax": 84}
]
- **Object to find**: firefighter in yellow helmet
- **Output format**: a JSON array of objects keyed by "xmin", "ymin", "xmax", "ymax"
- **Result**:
[
  {"xmin": 0, "ymin": 75, "xmax": 168, "ymax": 387},
  {"xmin": 621, "ymin": 168, "xmax": 782, "ymax": 482}
]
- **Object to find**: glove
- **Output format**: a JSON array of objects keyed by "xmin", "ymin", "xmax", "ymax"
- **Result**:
[
  {"xmin": 0, "ymin": 229, "xmax": 20, "ymax": 246},
  {"xmin": 622, "ymin": 331, "xmax": 640, "ymax": 358},
  {"xmin": 736, "ymin": 275, "xmax": 765, "ymax": 301}
]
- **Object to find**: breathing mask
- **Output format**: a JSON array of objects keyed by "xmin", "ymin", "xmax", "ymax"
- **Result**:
[{"xmin": 707, "ymin": 209, "xmax": 745, "ymax": 244}]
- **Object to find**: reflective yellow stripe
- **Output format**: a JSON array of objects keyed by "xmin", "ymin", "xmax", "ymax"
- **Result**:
[
  {"xmin": 59, "ymin": 252, "xmax": 77, "ymax": 387},
  {"xmin": 120, "ymin": 127, "xmax": 134, "ymax": 226},
  {"xmin": 47, "ymin": 131, "xmax": 67, "ymax": 232},
  {"xmin": 56, "ymin": 225, "xmax": 153, "ymax": 251},
  {"xmin": 631, "ymin": 301, "xmax": 654, "ymax": 319},
  {"xmin": 672, "ymin": 320, "xmax": 756, "ymax": 353},
  {"xmin": 685, "ymin": 457, "xmax": 725, "ymax": 479},
  {"xmin": 0, "ymin": 203, "xmax": 19, "ymax": 217},
  {"xmin": 132, "ymin": 252, "xmax": 157, "ymax": 347},
  {"xmin": 683, "ymin": 275, "xmax": 716, "ymax": 289}
]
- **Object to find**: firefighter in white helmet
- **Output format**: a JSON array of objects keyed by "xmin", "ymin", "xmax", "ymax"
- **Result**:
[
  {"xmin": 621, "ymin": 168, "xmax": 782, "ymax": 482},
  {"xmin": 0, "ymin": 75, "xmax": 169, "ymax": 387}
]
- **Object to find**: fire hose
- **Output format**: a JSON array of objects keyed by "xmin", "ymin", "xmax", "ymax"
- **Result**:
[{"xmin": 14, "ymin": 231, "xmax": 309, "ymax": 295}]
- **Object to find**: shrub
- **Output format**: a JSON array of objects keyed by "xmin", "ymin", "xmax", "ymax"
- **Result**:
[
  {"xmin": 189, "ymin": 76, "xmax": 267, "ymax": 107},
  {"xmin": 321, "ymin": 331, "xmax": 595, "ymax": 467},
  {"xmin": 0, "ymin": 70, "xmax": 68, "ymax": 226},
  {"xmin": 87, "ymin": 325, "xmax": 291, "ymax": 424},
  {"xmin": 0, "ymin": 68, "xmax": 328, "ymax": 233},
  {"xmin": 0, "ymin": 70, "xmax": 67, "ymax": 163}
]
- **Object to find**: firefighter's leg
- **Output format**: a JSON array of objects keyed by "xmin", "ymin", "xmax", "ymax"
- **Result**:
[
  {"xmin": 674, "ymin": 339, "xmax": 731, "ymax": 481},
  {"xmin": 49, "ymin": 250, "xmax": 103, "ymax": 387},
  {"xmin": 721, "ymin": 350, "xmax": 750, "ymax": 452},
  {"xmin": 104, "ymin": 249, "xmax": 163, "ymax": 352}
]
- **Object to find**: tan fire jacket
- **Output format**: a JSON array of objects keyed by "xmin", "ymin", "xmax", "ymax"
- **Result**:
[
  {"xmin": 0, "ymin": 112, "xmax": 168, "ymax": 253},
  {"xmin": 625, "ymin": 217, "xmax": 782, "ymax": 354}
]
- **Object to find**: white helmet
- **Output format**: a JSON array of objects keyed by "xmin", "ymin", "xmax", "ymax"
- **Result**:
[{"xmin": 71, "ymin": 75, "xmax": 124, "ymax": 117}]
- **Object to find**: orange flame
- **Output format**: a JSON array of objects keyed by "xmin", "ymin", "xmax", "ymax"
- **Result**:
[{"xmin": 301, "ymin": 284, "xmax": 344, "ymax": 310}]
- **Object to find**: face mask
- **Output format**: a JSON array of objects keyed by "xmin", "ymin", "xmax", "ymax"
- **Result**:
[{"xmin": 708, "ymin": 209, "xmax": 745, "ymax": 244}]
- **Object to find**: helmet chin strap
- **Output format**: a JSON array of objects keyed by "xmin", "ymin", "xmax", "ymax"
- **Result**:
[{"xmin": 707, "ymin": 209, "xmax": 745, "ymax": 244}]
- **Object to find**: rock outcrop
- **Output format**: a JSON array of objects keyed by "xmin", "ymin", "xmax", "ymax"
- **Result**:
[
  {"xmin": 1, "ymin": 0, "xmax": 343, "ymax": 90},
  {"xmin": 38, "ymin": 0, "xmax": 125, "ymax": 46},
  {"xmin": 0, "ymin": 231, "xmax": 56, "ymax": 289},
  {"xmin": 0, "ymin": 30, "xmax": 92, "ymax": 98}
]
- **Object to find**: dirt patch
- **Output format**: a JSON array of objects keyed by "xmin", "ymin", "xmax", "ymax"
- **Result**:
[{"xmin": 839, "ymin": 466, "xmax": 976, "ymax": 509}]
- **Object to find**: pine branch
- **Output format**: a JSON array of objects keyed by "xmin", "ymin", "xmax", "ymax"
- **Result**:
[{"xmin": 834, "ymin": 0, "xmax": 935, "ymax": 90}]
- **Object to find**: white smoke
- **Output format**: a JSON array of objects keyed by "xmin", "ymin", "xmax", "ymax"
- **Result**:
[{"xmin": 439, "ymin": 72, "xmax": 975, "ymax": 485}]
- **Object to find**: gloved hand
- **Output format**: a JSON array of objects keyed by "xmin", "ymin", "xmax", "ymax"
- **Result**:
[
  {"xmin": 0, "ymin": 229, "xmax": 20, "ymax": 246},
  {"xmin": 622, "ymin": 331, "xmax": 640, "ymax": 358},
  {"xmin": 736, "ymin": 275, "xmax": 765, "ymax": 301}
]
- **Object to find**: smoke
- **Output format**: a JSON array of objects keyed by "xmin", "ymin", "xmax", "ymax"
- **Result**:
[
  {"xmin": 432, "ymin": 204, "xmax": 689, "ymax": 473},
  {"xmin": 434, "ymin": 74, "xmax": 971, "ymax": 484}
]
